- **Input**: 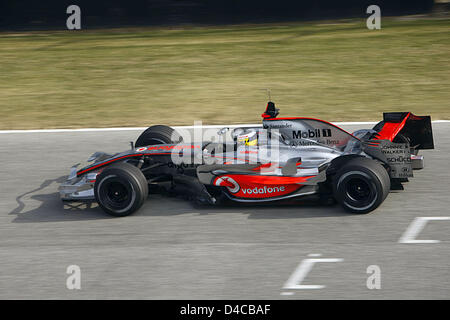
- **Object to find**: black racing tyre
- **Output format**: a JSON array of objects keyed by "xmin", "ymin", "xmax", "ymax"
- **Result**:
[
  {"xmin": 332, "ymin": 157, "xmax": 390, "ymax": 214},
  {"xmin": 94, "ymin": 162, "xmax": 148, "ymax": 217},
  {"xmin": 135, "ymin": 125, "xmax": 183, "ymax": 147}
]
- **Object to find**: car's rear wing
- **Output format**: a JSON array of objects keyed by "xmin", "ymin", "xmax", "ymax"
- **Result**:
[{"xmin": 373, "ymin": 112, "xmax": 434, "ymax": 150}]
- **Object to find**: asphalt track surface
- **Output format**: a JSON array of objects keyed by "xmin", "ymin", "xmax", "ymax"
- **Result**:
[{"xmin": 0, "ymin": 123, "xmax": 449, "ymax": 299}]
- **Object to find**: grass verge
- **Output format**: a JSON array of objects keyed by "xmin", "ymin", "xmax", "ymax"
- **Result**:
[{"xmin": 0, "ymin": 18, "xmax": 449, "ymax": 129}]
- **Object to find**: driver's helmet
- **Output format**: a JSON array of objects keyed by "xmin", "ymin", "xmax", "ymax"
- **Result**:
[{"xmin": 237, "ymin": 130, "xmax": 258, "ymax": 146}]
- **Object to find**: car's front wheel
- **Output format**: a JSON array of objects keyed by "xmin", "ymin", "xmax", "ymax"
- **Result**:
[
  {"xmin": 333, "ymin": 157, "xmax": 390, "ymax": 214},
  {"xmin": 135, "ymin": 125, "xmax": 182, "ymax": 147},
  {"xmin": 94, "ymin": 162, "xmax": 148, "ymax": 217}
]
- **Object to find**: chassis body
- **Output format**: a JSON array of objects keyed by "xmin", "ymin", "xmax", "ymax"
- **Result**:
[{"xmin": 60, "ymin": 103, "xmax": 434, "ymax": 215}]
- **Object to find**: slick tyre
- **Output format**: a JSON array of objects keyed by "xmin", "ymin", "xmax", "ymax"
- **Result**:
[
  {"xmin": 333, "ymin": 157, "xmax": 390, "ymax": 214},
  {"xmin": 94, "ymin": 162, "xmax": 148, "ymax": 217},
  {"xmin": 135, "ymin": 125, "xmax": 183, "ymax": 147}
]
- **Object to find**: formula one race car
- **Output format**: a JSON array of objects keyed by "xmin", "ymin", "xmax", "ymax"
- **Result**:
[{"xmin": 59, "ymin": 101, "xmax": 434, "ymax": 216}]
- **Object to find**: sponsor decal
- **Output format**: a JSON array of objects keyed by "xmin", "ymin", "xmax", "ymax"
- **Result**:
[
  {"xmin": 292, "ymin": 129, "xmax": 332, "ymax": 139},
  {"xmin": 137, "ymin": 145, "xmax": 200, "ymax": 152},
  {"xmin": 380, "ymin": 142, "xmax": 412, "ymax": 178},
  {"xmin": 214, "ymin": 175, "xmax": 302, "ymax": 199},
  {"xmin": 325, "ymin": 139, "xmax": 340, "ymax": 145},
  {"xmin": 167, "ymin": 162, "xmax": 196, "ymax": 169},
  {"xmin": 381, "ymin": 144, "xmax": 405, "ymax": 151},
  {"xmin": 234, "ymin": 183, "xmax": 299, "ymax": 199},
  {"xmin": 264, "ymin": 123, "xmax": 293, "ymax": 129},
  {"xmin": 241, "ymin": 186, "xmax": 286, "ymax": 195},
  {"xmin": 214, "ymin": 176, "xmax": 240, "ymax": 193},
  {"xmin": 386, "ymin": 156, "xmax": 411, "ymax": 163},
  {"xmin": 291, "ymin": 139, "xmax": 341, "ymax": 147}
]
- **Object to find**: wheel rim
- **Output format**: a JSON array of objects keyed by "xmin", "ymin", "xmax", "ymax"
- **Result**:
[
  {"xmin": 98, "ymin": 175, "xmax": 135, "ymax": 213},
  {"xmin": 345, "ymin": 178, "xmax": 372, "ymax": 202},
  {"xmin": 337, "ymin": 171, "xmax": 378, "ymax": 211}
]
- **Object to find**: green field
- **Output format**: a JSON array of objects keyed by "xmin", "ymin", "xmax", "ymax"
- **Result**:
[{"xmin": 0, "ymin": 18, "xmax": 449, "ymax": 129}]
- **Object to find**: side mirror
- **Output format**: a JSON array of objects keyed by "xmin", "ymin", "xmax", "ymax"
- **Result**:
[{"xmin": 217, "ymin": 127, "xmax": 229, "ymax": 136}]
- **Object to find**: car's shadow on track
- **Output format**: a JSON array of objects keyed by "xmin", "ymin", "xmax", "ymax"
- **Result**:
[
  {"xmin": 151, "ymin": 199, "xmax": 349, "ymax": 220},
  {"xmin": 9, "ymin": 176, "xmax": 112, "ymax": 223},
  {"xmin": 9, "ymin": 176, "xmax": 349, "ymax": 223},
  {"xmin": 140, "ymin": 192, "xmax": 349, "ymax": 219}
]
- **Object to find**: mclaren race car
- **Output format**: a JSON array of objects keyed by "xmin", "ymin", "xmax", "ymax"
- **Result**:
[{"xmin": 59, "ymin": 101, "xmax": 434, "ymax": 216}]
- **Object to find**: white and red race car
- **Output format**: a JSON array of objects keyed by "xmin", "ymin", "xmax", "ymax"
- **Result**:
[{"xmin": 60, "ymin": 101, "xmax": 434, "ymax": 216}]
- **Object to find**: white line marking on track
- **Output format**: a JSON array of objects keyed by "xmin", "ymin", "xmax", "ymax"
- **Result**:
[
  {"xmin": 1, "ymin": 120, "xmax": 448, "ymax": 134},
  {"xmin": 283, "ymin": 257, "xmax": 344, "ymax": 290},
  {"xmin": 307, "ymin": 253, "xmax": 322, "ymax": 257},
  {"xmin": 399, "ymin": 217, "xmax": 450, "ymax": 244}
]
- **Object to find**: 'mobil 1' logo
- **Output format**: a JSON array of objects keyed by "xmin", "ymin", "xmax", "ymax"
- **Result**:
[{"xmin": 293, "ymin": 129, "xmax": 332, "ymax": 139}]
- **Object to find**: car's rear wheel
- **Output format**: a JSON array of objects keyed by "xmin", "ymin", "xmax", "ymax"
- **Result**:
[
  {"xmin": 94, "ymin": 162, "xmax": 148, "ymax": 217},
  {"xmin": 333, "ymin": 157, "xmax": 390, "ymax": 214},
  {"xmin": 135, "ymin": 125, "xmax": 183, "ymax": 147}
]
